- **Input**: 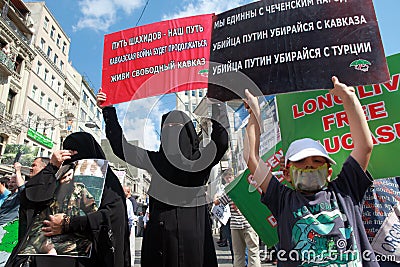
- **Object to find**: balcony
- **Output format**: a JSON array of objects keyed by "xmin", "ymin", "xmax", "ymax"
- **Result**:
[
  {"xmin": 0, "ymin": 49, "xmax": 14, "ymax": 75},
  {"xmin": 0, "ymin": 107, "xmax": 25, "ymax": 135},
  {"xmin": 0, "ymin": 0, "xmax": 31, "ymax": 45}
]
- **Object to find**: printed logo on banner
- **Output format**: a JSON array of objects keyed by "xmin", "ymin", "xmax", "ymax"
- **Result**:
[
  {"xmin": 267, "ymin": 215, "xmax": 277, "ymax": 228},
  {"xmin": 350, "ymin": 59, "xmax": 372, "ymax": 72},
  {"xmin": 198, "ymin": 69, "xmax": 209, "ymax": 78}
]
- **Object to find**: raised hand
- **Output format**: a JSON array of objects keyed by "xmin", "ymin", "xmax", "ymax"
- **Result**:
[
  {"xmin": 96, "ymin": 88, "xmax": 113, "ymax": 109},
  {"xmin": 50, "ymin": 150, "xmax": 77, "ymax": 168}
]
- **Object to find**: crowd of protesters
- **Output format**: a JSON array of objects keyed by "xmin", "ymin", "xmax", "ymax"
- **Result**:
[{"xmin": 0, "ymin": 76, "xmax": 399, "ymax": 267}]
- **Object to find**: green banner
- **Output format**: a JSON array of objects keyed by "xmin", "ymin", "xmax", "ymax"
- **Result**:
[
  {"xmin": 276, "ymin": 53, "xmax": 400, "ymax": 179},
  {"xmin": 0, "ymin": 219, "xmax": 19, "ymax": 265},
  {"xmin": 226, "ymin": 142, "xmax": 286, "ymax": 248},
  {"xmin": 27, "ymin": 128, "xmax": 54, "ymax": 149}
]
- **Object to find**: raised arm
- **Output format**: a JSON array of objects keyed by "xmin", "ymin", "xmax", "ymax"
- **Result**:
[
  {"xmin": 243, "ymin": 90, "xmax": 272, "ymax": 193},
  {"xmin": 13, "ymin": 162, "xmax": 24, "ymax": 188},
  {"xmin": 97, "ymin": 91, "xmax": 153, "ymax": 171},
  {"xmin": 330, "ymin": 76, "xmax": 373, "ymax": 171}
]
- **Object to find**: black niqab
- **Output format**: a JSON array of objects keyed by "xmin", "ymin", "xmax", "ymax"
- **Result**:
[{"xmin": 159, "ymin": 110, "xmax": 200, "ymax": 160}]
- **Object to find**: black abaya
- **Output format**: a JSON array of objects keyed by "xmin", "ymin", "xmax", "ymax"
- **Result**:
[{"xmin": 103, "ymin": 104, "xmax": 229, "ymax": 267}]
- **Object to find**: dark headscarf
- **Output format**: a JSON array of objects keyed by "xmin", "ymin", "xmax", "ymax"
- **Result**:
[
  {"xmin": 63, "ymin": 132, "xmax": 106, "ymax": 163},
  {"xmin": 159, "ymin": 110, "xmax": 200, "ymax": 161}
]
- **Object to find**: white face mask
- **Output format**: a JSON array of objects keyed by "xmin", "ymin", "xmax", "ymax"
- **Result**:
[{"xmin": 289, "ymin": 163, "xmax": 329, "ymax": 192}]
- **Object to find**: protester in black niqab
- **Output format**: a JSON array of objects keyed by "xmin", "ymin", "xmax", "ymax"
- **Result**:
[
  {"xmin": 7, "ymin": 132, "xmax": 130, "ymax": 267},
  {"xmin": 100, "ymin": 97, "xmax": 229, "ymax": 267},
  {"xmin": 160, "ymin": 110, "xmax": 200, "ymax": 161}
]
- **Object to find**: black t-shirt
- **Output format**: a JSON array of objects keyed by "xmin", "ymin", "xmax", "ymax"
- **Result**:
[{"xmin": 261, "ymin": 156, "xmax": 378, "ymax": 267}]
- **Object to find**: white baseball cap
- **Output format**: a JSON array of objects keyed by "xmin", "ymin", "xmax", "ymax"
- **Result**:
[{"xmin": 285, "ymin": 138, "xmax": 336, "ymax": 166}]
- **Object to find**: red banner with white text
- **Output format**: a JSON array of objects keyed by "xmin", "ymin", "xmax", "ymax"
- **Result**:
[{"xmin": 101, "ymin": 14, "xmax": 213, "ymax": 105}]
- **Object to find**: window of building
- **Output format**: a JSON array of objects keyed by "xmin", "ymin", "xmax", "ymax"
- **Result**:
[
  {"xmin": 37, "ymin": 147, "xmax": 43, "ymax": 157},
  {"xmin": 43, "ymin": 16, "xmax": 49, "ymax": 30},
  {"xmin": 199, "ymin": 91, "xmax": 203, "ymax": 97},
  {"xmin": 80, "ymin": 109, "xmax": 87, "ymax": 121},
  {"xmin": 14, "ymin": 55, "xmax": 23, "ymax": 74},
  {"xmin": 96, "ymin": 109, "xmax": 101, "ymax": 120},
  {"xmin": 0, "ymin": 135, "xmax": 5, "ymax": 156},
  {"xmin": 90, "ymin": 101, "xmax": 95, "ymax": 113},
  {"xmin": 185, "ymin": 91, "xmax": 188, "ymax": 96},
  {"xmin": 192, "ymin": 91, "xmax": 196, "ymax": 97},
  {"xmin": 40, "ymin": 38, "xmax": 46, "ymax": 51},
  {"xmin": 54, "ymin": 104, "xmax": 58, "ymax": 117},
  {"xmin": 51, "ymin": 75, "xmax": 55, "ymax": 88},
  {"xmin": 46, "ymin": 127, "xmax": 53, "ymax": 139},
  {"xmin": 47, "ymin": 46, "xmax": 52, "ymax": 58},
  {"xmin": 36, "ymin": 61, "xmax": 42, "ymax": 75},
  {"xmin": 5, "ymin": 90, "xmax": 16, "ymax": 114},
  {"xmin": 82, "ymin": 92, "xmax": 88, "ymax": 104},
  {"xmin": 28, "ymin": 111, "xmax": 34, "ymax": 127},
  {"xmin": 192, "ymin": 104, "xmax": 196, "ymax": 111},
  {"xmin": 60, "ymin": 60, "xmax": 64, "ymax": 71},
  {"xmin": 46, "ymin": 98, "xmax": 52, "ymax": 110},
  {"xmin": 31, "ymin": 85, "xmax": 37, "ymax": 100},
  {"xmin": 56, "ymin": 34, "xmax": 61, "ymax": 47},
  {"xmin": 44, "ymin": 69, "xmax": 49, "ymax": 82},
  {"xmin": 62, "ymin": 42, "xmax": 67, "ymax": 54},
  {"xmin": 57, "ymin": 82, "xmax": 62, "ymax": 94},
  {"xmin": 53, "ymin": 54, "xmax": 58, "ymax": 65},
  {"xmin": 39, "ymin": 92, "xmax": 45, "ymax": 105},
  {"xmin": 50, "ymin": 26, "xmax": 55, "ymax": 39},
  {"xmin": 185, "ymin": 104, "xmax": 189, "ymax": 111}
]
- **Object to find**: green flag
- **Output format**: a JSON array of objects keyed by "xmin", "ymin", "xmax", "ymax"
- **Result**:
[
  {"xmin": 277, "ymin": 53, "xmax": 400, "ymax": 179},
  {"xmin": 226, "ymin": 142, "xmax": 286, "ymax": 248}
]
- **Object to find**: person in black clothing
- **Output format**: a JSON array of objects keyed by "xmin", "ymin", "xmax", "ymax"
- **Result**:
[
  {"xmin": 6, "ymin": 132, "xmax": 130, "ymax": 267},
  {"xmin": 130, "ymin": 195, "xmax": 138, "ymax": 215},
  {"xmin": 97, "ymin": 90, "xmax": 229, "ymax": 267},
  {"xmin": 136, "ymin": 211, "xmax": 144, "ymax": 237}
]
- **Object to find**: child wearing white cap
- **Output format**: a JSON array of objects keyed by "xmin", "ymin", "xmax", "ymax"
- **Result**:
[{"xmin": 244, "ymin": 77, "xmax": 378, "ymax": 266}]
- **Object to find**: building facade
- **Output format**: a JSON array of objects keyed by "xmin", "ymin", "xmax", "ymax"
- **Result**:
[
  {"xmin": 175, "ymin": 89, "xmax": 206, "ymax": 117},
  {"xmin": 20, "ymin": 1, "xmax": 69, "ymax": 155},
  {"xmin": 0, "ymin": 1, "xmax": 102, "ymax": 176},
  {"xmin": 77, "ymin": 75, "xmax": 102, "ymax": 143},
  {"xmin": 0, "ymin": 0, "xmax": 35, "ymax": 162},
  {"xmin": 62, "ymin": 61, "xmax": 81, "ymax": 140}
]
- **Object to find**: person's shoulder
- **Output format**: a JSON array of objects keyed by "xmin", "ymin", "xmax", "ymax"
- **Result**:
[
  {"xmin": 1, "ymin": 188, "xmax": 11, "ymax": 197},
  {"xmin": 338, "ymin": 155, "xmax": 370, "ymax": 178}
]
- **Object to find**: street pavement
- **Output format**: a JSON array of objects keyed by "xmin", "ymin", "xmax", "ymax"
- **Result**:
[{"xmin": 132, "ymin": 234, "xmax": 276, "ymax": 266}]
